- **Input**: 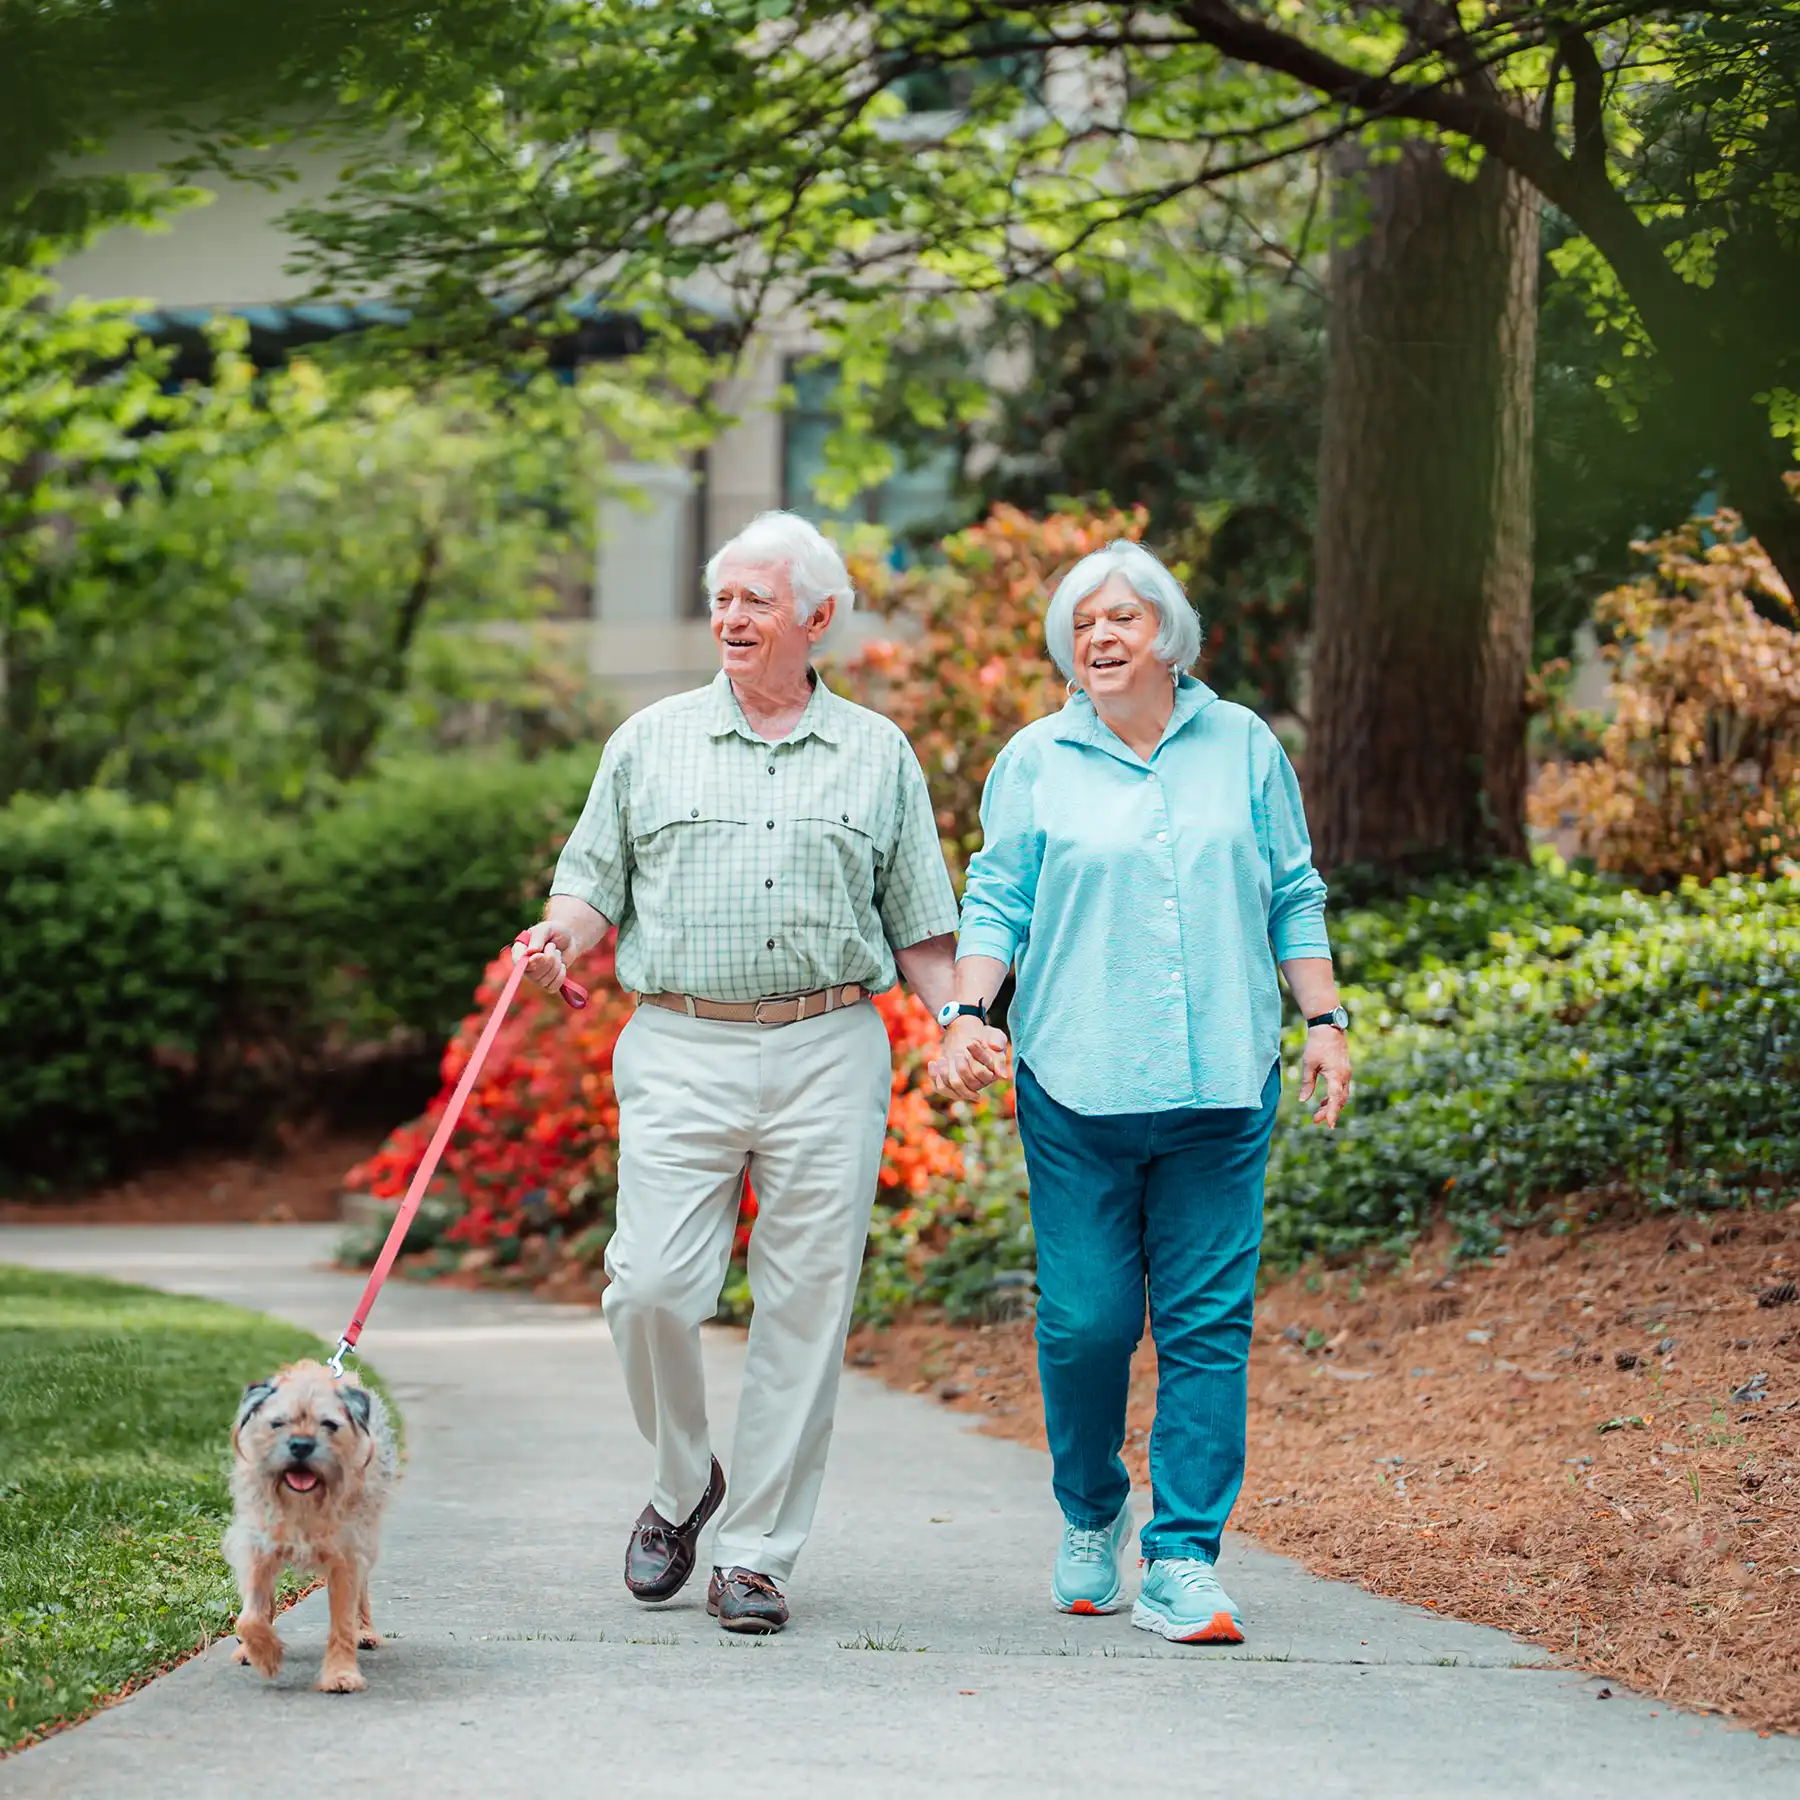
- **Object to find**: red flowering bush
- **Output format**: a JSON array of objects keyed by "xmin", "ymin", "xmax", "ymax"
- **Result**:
[
  {"xmin": 834, "ymin": 501, "xmax": 1149, "ymax": 881},
  {"xmin": 343, "ymin": 936, "xmax": 634, "ymax": 1251},
  {"xmin": 342, "ymin": 945, "xmax": 985, "ymax": 1272}
]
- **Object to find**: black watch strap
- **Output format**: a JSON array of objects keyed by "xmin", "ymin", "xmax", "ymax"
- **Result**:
[{"xmin": 1307, "ymin": 1006, "xmax": 1350, "ymax": 1031}]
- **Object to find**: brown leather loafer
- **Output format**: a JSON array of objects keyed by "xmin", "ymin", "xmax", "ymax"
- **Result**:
[
  {"xmin": 623, "ymin": 1457, "xmax": 725, "ymax": 1602},
  {"xmin": 706, "ymin": 1565, "xmax": 790, "ymax": 1635}
]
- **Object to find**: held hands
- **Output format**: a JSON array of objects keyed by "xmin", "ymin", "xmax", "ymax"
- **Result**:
[
  {"xmin": 1299, "ymin": 1024, "xmax": 1352, "ymax": 1128},
  {"xmin": 518, "ymin": 919, "xmax": 576, "ymax": 996},
  {"xmin": 928, "ymin": 1015, "xmax": 1011, "ymax": 1101}
]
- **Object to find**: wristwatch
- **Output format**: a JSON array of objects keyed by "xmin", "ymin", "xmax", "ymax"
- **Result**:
[
  {"xmin": 1306, "ymin": 1006, "xmax": 1351, "ymax": 1032},
  {"xmin": 937, "ymin": 1000, "xmax": 988, "ymax": 1029}
]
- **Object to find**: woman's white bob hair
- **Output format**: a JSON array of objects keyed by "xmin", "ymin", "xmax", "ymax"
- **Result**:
[
  {"xmin": 1044, "ymin": 540, "xmax": 1203, "ymax": 682},
  {"xmin": 704, "ymin": 509, "xmax": 856, "ymax": 624}
]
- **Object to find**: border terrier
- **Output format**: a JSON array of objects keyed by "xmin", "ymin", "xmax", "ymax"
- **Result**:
[{"xmin": 224, "ymin": 1358, "xmax": 398, "ymax": 1693}]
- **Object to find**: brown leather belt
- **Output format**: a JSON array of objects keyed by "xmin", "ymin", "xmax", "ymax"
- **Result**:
[{"xmin": 636, "ymin": 985, "xmax": 867, "ymax": 1027}]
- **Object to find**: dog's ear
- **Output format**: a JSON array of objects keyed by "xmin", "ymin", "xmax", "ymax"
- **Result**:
[
  {"xmin": 341, "ymin": 1385, "xmax": 373, "ymax": 1433},
  {"xmin": 237, "ymin": 1380, "xmax": 277, "ymax": 1428}
]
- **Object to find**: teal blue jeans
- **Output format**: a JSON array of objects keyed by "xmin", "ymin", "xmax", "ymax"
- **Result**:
[{"xmin": 1015, "ymin": 1059, "xmax": 1280, "ymax": 1564}]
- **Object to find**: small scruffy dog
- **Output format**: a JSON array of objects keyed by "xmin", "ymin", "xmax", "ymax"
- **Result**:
[{"xmin": 224, "ymin": 1358, "xmax": 398, "ymax": 1692}]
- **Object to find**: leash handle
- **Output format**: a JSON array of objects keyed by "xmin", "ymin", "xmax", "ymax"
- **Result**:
[
  {"xmin": 511, "ymin": 931, "xmax": 588, "ymax": 1010},
  {"xmin": 333, "ymin": 933, "xmax": 589, "ymax": 1372}
]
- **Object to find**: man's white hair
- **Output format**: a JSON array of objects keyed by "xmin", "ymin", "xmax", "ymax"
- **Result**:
[
  {"xmin": 704, "ymin": 509, "xmax": 856, "ymax": 624},
  {"xmin": 1044, "ymin": 540, "xmax": 1203, "ymax": 681}
]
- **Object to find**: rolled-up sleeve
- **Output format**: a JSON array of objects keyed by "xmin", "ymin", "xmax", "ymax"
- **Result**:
[
  {"xmin": 874, "ymin": 742, "xmax": 960, "ymax": 950},
  {"xmin": 549, "ymin": 738, "xmax": 631, "ymax": 923},
  {"xmin": 957, "ymin": 743, "xmax": 1041, "ymax": 965},
  {"xmin": 1256, "ymin": 729, "xmax": 1331, "ymax": 962}
]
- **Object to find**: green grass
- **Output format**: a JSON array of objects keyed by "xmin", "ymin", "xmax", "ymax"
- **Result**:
[{"xmin": 0, "ymin": 1266, "xmax": 367, "ymax": 1753}]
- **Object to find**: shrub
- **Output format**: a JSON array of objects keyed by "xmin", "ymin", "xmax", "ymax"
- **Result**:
[
  {"xmin": 294, "ymin": 749, "xmax": 596, "ymax": 1044},
  {"xmin": 341, "ymin": 958, "xmax": 999, "ymax": 1317},
  {"xmin": 1267, "ymin": 868, "xmax": 1800, "ymax": 1265},
  {"xmin": 343, "ymin": 936, "xmax": 635, "ymax": 1249},
  {"xmin": 833, "ymin": 502, "xmax": 1148, "ymax": 881},
  {"xmin": 0, "ymin": 790, "xmax": 299, "ymax": 1189},
  {"xmin": 1529, "ymin": 505, "xmax": 1800, "ymax": 884},
  {"xmin": 0, "ymin": 747, "xmax": 606, "ymax": 1191}
]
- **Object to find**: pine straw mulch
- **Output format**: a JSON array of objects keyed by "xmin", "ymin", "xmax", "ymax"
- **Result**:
[
  {"xmin": 844, "ymin": 1203, "xmax": 1800, "ymax": 1735},
  {"xmin": 0, "ymin": 1131, "xmax": 381, "ymax": 1226}
]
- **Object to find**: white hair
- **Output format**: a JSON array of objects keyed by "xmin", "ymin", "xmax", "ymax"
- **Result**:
[
  {"xmin": 704, "ymin": 509, "xmax": 855, "ymax": 624},
  {"xmin": 1043, "ymin": 540, "xmax": 1203, "ymax": 681}
]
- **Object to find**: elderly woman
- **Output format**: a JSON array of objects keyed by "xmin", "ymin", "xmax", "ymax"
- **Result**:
[{"xmin": 928, "ymin": 540, "xmax": 1350, "ymax": 1645}]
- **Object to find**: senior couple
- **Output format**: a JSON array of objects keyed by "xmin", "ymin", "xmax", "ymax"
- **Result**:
[{"xmin": 522, "ymin": 511, "xmax": 1351, "ymax": 1641}]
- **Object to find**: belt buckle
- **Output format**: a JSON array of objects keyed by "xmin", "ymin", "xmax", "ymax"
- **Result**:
[{"xmin": 752, "ymin": 997, "xmax": 785, "ymax": 1026}]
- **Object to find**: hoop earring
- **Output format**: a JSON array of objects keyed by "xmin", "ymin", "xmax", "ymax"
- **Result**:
[{"xmin": 1065, "ymin": 678, "xmax": 1080, "ymax": 698}]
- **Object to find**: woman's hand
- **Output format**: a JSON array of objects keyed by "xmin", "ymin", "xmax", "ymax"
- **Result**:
[
  {"xmin": 517, "ymin": 919, "xmax": 576, "ymax": 996},
  {"xmin": 1299, "ymin": 1024, "xmax": 1351, "ymax": 1127},
  {"xmin": 929, "ymin": 1016, "xmax": 1011, "ymax": 1101}
]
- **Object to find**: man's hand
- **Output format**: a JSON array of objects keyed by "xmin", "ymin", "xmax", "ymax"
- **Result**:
[
  {"xmin": 517, "ymin": 919, "xmax": 575, "ymax": 997},
  {"xmin": 1299, "ymin": 1025, "xmax": 1352, "ymax": 1128},
  {"xmin": 928, "ymin": 1016, "xmax": 1010, "ymax": 1101}
]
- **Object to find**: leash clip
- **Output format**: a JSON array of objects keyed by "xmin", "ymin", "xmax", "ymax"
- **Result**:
[{"xmin": 327, "ymin": 1337, "xmax": 355, "ymax": 1380}]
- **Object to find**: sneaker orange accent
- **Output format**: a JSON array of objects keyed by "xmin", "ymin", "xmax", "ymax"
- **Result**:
[
  {"xmin": 1173, "ymin": 1610, "xmax": 1245, "ymax": 1645},
  {"xmin": 1068, "ymin": 1600, "xmax": 1100, "ymax": 1615}
]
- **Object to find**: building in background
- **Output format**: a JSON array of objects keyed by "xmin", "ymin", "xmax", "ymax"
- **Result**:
[{"xmin": 54, "ymin": 136, "xmax": 957, "ymax": 712}]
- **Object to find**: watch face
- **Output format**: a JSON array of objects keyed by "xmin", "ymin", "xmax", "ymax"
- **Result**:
[{"xmin": 936, "ymin": 1002, "xmax": 957, "ymax": 1027}]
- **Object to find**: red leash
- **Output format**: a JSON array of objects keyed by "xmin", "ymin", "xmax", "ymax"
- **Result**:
[{"xmin": 328, "ymin": 934, "xmax": 588, "ymax": 1378}]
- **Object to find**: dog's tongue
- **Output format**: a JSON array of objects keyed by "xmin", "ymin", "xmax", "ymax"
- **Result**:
[{"xmin": 284, "ymin": 1470, "xmax": 320, "ymax": 1493}]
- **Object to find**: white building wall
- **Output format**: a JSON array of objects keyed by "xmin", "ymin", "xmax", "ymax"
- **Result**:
[{"xmin": 54, "ymin": 137, "xmax": 353, "ymax": 307}]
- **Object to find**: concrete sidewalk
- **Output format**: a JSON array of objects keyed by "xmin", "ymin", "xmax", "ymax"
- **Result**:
[{"xmin": 3, "ymin": 1224, "xmax": 1796, "ymax": 1799}]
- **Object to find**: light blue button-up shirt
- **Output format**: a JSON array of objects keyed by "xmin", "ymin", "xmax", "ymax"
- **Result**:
[{"xmin": 957, "ymin": 675, "xmax": 1331, "ymax": 1116}]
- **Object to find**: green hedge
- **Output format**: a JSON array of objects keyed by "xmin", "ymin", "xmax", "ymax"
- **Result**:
[
  {"xmin": 296, "ymin": 751, "xmax": 592, "ymax": 1045},
  {"xmin": 0, "ymin": 792, "xmax": 294, "ymax": 1186},
  {"xmin": 1266, "ymin": 868, "xmax": 1800, "ymax": 1264},
  {"xmin": 0, "ymin": 749, "xmax": 598, "ymax": 1192}
]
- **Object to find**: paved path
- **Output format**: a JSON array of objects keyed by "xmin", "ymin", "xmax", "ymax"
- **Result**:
[{"xmin": 3, "ymin": 1225, "xmax": 1797, "ymax": 1799}]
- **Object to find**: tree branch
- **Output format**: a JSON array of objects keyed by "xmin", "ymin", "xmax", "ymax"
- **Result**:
[{"xmin": 1559, "ymin": 27, "xmax": 1607, "ymax": 181}]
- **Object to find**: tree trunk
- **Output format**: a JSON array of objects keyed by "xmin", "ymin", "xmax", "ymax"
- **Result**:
[{"xmin": 1308, "ymin": 142, "xmax": 1540, "ymax": 876}]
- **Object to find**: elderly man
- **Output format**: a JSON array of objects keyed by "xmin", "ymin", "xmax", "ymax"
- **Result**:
[{"xmin": 519, "ymin": 510, "xmax": 965, "ymax": 1634}]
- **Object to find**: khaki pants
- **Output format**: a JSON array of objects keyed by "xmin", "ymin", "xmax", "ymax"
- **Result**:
[{"xmin": 602, "ymin": 998, "xmax": 891, "ymax": 1581}]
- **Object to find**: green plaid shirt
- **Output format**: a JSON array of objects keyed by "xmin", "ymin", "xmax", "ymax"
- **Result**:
[{"xmin": 550, "ymin": 671, "xmax": 958, "ymax": 1002}]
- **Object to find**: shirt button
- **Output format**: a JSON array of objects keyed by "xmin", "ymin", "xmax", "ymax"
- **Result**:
[
  {"xmin": 765, "ymin": 877, "xmax": 774, "ymax": 889},
  {"xmin": 1164, "ymin": 898, "xmax": 1176, "ymax": 911},
  {"xmin": 766, "ymin": 819, "xmax": 775, "ymax": 829},
  {"xmin": 767, "ymin": 938, "xmax": 776, "ymax": 949},
  {"xmin": 1169, "ymin": 971, "xmax": 1180, "ymax": 982},
  {"xmin": 1156, "ymin": 831, "xmax": 1167, "ymax": 843},
  {"xmin": 690, "ymin": 808, "xmax": 699, "ymax": 819},
  {"xmin": 841, "ymin": 813, "xmax": 850, "ymax": 823},
  {"xmin": 767, "ymin": 764, "xmax": 776, "ymax": 775}
]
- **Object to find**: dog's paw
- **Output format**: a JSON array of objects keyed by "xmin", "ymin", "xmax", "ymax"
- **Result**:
[
  {"xmin": 316, "ymin": 1661, "xmax": 367, "ymax": 1694},
  {"xmin": 236, "ymin": 1633, "xmax": 284, "ymax": 1680},
  {"xmin": 357, "ymin": 1629, "xmax": 384, "ymax": 1650}
]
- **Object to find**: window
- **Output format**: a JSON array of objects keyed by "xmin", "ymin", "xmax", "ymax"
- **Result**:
[{"xmin": 781, "ymin": 360, "xmax": 960, "ymax": 567}]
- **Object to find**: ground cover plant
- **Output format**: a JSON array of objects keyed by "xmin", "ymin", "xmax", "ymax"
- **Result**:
[
  {"xmin": 0, "ymin": 747, "xmax": 593, "ymax": 1192},
  {"xmin": 0, "ymin": 1267, "xmax": 364, "ymax": 1751}
]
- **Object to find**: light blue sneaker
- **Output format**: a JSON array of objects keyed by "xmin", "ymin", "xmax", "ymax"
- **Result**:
[
  {"xmin": 1051, "ymin": 1504, "xmax": 1134, "ymax": 1614},
  {"xmin": 1132, "ymin": 1557, "xmax": 1245, "ymax": 1644}
]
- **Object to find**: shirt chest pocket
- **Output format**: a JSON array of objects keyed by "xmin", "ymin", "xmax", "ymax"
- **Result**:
[
  {"xmin": 786, "ymin": 810, "xmax": 879, "ymax": 925},
  {"xmin": 629, "ymin": 793, "xmax": 752, "ymax": 917}
]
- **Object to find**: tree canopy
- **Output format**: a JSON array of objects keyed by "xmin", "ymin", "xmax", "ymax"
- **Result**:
[{"xmin": 169, "ymin": 3, "xmax": 1777, "ymax": 589}]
